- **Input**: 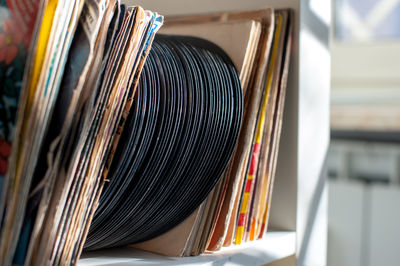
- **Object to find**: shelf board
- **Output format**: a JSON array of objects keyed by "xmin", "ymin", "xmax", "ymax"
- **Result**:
[{"xmin": 79, "ymin": 231, "xmax": 295, "ymax": 266}]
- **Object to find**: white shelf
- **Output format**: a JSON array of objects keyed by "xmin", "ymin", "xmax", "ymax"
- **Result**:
[
  {"xmin": 78, "ymin": 231, "xmax": 295, "ymax": 266},
  {"xmin": 80, "ymin": 0, "xmax": 331, "ymax": 265}
]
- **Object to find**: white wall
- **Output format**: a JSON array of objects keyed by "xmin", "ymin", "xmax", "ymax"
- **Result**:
[
  {"xmin": 328, "ymin": 180, "xmax": 363, "ymax": 266},
  {"xmin": 328, "ymin": 180, "xmax": 400, "ymax": 266}
]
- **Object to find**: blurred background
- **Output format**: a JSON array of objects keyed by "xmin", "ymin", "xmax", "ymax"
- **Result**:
[{"xmin": 328, "ymin": 0, "xmax": 400, "ymax": 265}]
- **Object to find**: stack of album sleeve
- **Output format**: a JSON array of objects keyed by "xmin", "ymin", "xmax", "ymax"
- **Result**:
[
  {"xmin": 130, "ymin": 9, "xmax": 293, "ymax": 256},
  {"xmin": 0, "ymin": 2, "xmax": 293, "ymax": 265},
  {"xmin": 0, "ymin": 1, "xmax": 163, "ymax": 265}
]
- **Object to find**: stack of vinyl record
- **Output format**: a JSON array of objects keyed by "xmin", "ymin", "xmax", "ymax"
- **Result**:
[
  {"xmin": 130, "ymin": 9, "xmax": 293, "ymax": 256},
  {"xmin": 85, "ymin": 35, "xmax": 243, "ymax": 249}
]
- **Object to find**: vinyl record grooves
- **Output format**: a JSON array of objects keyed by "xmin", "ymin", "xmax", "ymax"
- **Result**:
[{"xmin": 85, "ymin": 34, "xmax": 243, "ymax": 250}]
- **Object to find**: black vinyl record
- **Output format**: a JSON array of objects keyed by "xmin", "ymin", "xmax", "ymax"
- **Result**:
[{"xmin": 85, "ymin": 34, "xmax": 243, "ymax": 250}]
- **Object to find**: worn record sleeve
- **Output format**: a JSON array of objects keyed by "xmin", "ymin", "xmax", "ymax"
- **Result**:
[{"xmin": 258, "ymin": 10, "xmax": 292, "ymax": 238}]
